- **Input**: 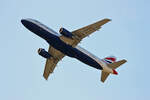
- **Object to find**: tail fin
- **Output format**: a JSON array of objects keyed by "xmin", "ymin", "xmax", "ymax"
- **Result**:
[
  {"xmin": 101, "ymin": 59, "xmax": 127, "ymax": 83},
  {"xmin": 103, "ymin": 56, "xmax": 116, "ymax": 64}
]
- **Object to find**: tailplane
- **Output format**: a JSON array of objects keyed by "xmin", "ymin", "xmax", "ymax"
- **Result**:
[
  {"xmin": 101, "ymin": 59, "xmax": 127, "ymax": 83},
  {"xmin": 101, "ymin": 71, "xmax": 110, "ymax": 82},
  {"xmin": 107, "ymin": 59, "xmax": 127, "ymax": 69}
]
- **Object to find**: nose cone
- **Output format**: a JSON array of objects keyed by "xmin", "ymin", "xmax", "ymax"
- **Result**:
[
  {"xmin": 21, "ymin": 19, "xmax": 33, "ymax": 31},
  {"xmin": 21, "ymin": 19, "xmax": 28, "ymax": 26},
  {"xmin": 21, "ymin": 19, "xmax": 24, "ymax": 23}
]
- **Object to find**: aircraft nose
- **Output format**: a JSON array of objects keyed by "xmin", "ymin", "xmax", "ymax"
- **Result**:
[
  {"xmin": 21, "ymin": 19, "xmax": 32, "ymax": 30},
  {"xmin": 21, "ymin": 19, "xmax": 27, "ymax": 25}
]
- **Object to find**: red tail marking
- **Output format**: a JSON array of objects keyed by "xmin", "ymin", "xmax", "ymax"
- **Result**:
[
  {"xmin": 112, "ymin": 69, "xmax": 118, "ymax": 75},
  {"xmin": 105, "ymin": 57, "xmax": 116, "ymax": 62}
]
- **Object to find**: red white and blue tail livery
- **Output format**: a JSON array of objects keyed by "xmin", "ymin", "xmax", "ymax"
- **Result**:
[
  {"xmin": 101, "ymin": 56, "xmax": 126, "ymax": 82},
  {"xmin": 103, "ymin": 56, "xmax": 116, "ymax": 63}
]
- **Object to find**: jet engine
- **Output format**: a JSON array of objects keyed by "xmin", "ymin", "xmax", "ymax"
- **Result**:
[
  {"xmin": 59, "ymin": 27, "xmax": 73, "ymax": 38},
  {"xmin": 38, "ymin": 48, "xmax": 51, "ymax": 59}
]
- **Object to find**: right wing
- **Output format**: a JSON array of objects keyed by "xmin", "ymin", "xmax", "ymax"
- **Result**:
[
  {"xmin": 60, "ymin": 19, "xmax": 111, "ymax": 47},
  {"xmin": 43, "ymin": 46, "xmax": 65, "ymax": 80}
]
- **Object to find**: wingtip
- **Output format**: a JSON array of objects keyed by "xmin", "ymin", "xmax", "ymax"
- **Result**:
[
  {"xmin": 44, "ymin": 77, "xmax": 48, "ymax": 81},
  {"xmin": 125, "ymin": 59, "xmax": 127, "ymax": 62},
  {"xmin": 43, "ymin": 75, "xmax": 48, "ymax": 80},
  {"xmin": 108, "ymin": 19, "xmax": 112, "ymax": 21},
  {"xmin": 101, "ymin": 80, "xmax": 105, "ymax": 83},
  {"xmin": 104, "ymin": 18, "xmax": 112, "ymax": 21},
  {"xmin": 122, "ymin": 59, "xmax": 127, "ymax": 63}
]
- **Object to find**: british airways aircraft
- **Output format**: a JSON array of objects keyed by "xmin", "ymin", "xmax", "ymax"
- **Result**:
[{"xmin": 21, "ymin": 18, "xmax": 127, "ymax": 82}]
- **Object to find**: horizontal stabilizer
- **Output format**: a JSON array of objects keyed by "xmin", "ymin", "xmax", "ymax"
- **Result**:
[
  {"xmin": 101, "ymin": 71, "xmax": 110, "ymax": 83},
  {"xmin": 107, "ymin": 59, "xmax": 127, "ymax": 69}
]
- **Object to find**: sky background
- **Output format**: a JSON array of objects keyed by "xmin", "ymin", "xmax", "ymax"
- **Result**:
[{"xmin": 0, "ymin": 0, "xmax": 150, "ymax": 100}]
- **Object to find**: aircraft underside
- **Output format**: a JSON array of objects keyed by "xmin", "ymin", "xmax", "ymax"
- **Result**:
[{"xmin": 21, "ymin": 18, "xmax": 127, "ymax": 82}]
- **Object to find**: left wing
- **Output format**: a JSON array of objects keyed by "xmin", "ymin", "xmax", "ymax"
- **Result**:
[
  {"xmin": 60, "ymin": 19, "xmax": 111, "ymax": 47},
  {"xmin": 43, "ymin": 46, "xmax": 65, "ymax": 80}
]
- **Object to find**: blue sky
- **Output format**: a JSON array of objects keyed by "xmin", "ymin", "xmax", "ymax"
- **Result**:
[{"xmin": 0, "ymin": 0, "xmax": 150, "ymax": 100}]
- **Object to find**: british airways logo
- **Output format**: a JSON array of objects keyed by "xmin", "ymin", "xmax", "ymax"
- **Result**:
[{"xmin": 104, "ymin": 56, "xmax": 116, "ymax": 64}]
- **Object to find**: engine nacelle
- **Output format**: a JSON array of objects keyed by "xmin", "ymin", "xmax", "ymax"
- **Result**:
[
  {"xmin": 59, "ymin": 27, "xmax": 73, "ymax": 38},
  {"xmin": 38, "ymin": 48, "xmax": 51, "ymax": 59}
]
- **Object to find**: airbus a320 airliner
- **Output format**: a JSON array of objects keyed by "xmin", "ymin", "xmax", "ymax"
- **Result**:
[{"xmin": 21, "ymin": 18, "xmax": 127, "ymax": 82}]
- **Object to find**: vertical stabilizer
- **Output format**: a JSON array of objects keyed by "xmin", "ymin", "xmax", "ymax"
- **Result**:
[{"xmin": 103, "ymin": 56, "xmax": 116, "ymax": 64}]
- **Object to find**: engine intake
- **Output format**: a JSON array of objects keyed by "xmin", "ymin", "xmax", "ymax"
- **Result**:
[
  {"xmin": 38, "ymin": 48, "xmax": 51, "ymax": 59},
  {"xmin": 59, "ymin": 27, "xmax": 73, "ymax": 38}
]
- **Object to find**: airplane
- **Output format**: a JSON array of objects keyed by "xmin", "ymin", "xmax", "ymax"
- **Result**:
[{"xmin": 21, "ymin": 18, "xmax": 127, "ymax": 83}]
